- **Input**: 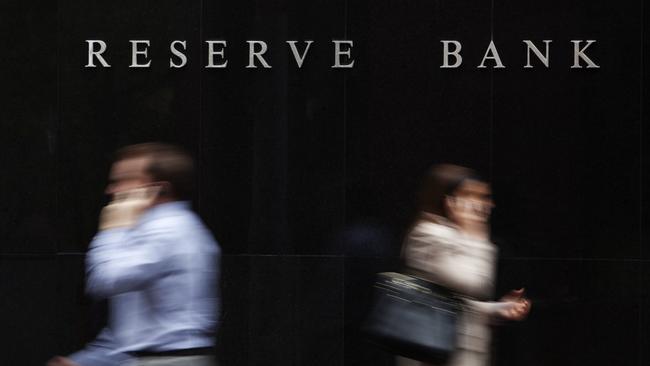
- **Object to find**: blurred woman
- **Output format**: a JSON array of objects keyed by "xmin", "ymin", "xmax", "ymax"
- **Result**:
[{"xmin": 399, "ymin": 164, "xmax": 530, "ymax": 366}]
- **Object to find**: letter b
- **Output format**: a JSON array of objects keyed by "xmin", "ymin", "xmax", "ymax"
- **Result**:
[{"xmin": 440, "ymin": 41, "xmax": 462, "ymax": 68}]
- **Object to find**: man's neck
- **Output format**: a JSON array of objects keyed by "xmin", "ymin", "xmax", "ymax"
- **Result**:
[{"xmin": 151, "ymin": 196, "xmax": 178, "ymax": 207}]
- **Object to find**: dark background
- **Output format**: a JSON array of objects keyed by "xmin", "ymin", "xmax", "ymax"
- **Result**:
[{"xmin": 0, "ymin": 0, "xmax": 647, "ymax": 365}]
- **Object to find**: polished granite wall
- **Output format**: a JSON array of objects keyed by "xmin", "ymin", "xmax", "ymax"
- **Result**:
[{"xmin": 0, "ymin": 1, "xmax": 647, "ymax": 365}]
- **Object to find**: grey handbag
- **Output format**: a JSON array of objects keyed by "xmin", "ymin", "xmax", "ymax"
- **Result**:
[{"xmin": 362, "ymin": 272, "xmax": 462, "ymax": 363}]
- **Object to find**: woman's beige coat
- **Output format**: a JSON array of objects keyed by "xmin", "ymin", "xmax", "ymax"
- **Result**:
[{"xmin": 399, "ymin": 213, "xmax": 498, "ymax": 366}]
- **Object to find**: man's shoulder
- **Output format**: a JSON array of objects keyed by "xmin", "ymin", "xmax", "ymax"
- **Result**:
[
  {"xmin": 140, "ymin": 209, "xmax": 203, "ymax": 231},
  {"xmin": 139, "ymin": 207, "xmax": 218, "ymax": 247}
]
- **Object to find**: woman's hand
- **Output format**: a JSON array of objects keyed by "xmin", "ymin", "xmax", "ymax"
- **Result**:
[{"xmin": 496, "ymin": 288, "xmax": 531, "ymax": 321}]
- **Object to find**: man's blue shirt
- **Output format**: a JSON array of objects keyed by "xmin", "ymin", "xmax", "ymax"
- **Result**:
[{"xmin": 86, "ymin": 201, "xmax": 220, "ymax": 354}]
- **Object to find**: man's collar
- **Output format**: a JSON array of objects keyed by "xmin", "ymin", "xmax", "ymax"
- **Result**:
[{"xmin": 139, "ymin": 200, "xmax": 191, "ymax": 222}]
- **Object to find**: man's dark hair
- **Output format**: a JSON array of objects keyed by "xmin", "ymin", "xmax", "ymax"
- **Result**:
[{"xmin": 114, "ymin": 142, "xmax": 194, "ymax": 200}]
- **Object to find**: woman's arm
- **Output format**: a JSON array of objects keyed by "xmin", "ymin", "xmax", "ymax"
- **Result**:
[{"xmin": 465, "ymin": 290, "xmax": 531, "ymax": 321}]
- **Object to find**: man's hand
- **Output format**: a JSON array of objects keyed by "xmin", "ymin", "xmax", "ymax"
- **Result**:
[
  {"xmin": 46, "ymin": 356, "xmax": 81, "ymax": 366},
  {"xmin": 497, "ymin": 288, "xmax": 532, "ymax": 321},
  {"xmin": 99, "ymin": 187, "xmax": 159, "ymax": 230}
]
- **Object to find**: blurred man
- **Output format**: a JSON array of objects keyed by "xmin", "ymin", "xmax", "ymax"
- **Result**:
[{"xmin": 50, "ymin": 143, "xmax": 220, "ymax": 366}]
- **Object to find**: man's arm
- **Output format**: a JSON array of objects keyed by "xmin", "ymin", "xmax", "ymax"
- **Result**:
[
  {"xmin": 85, "ymin": 226, "xmax": 170, "ymax": 298},
  {"xmin": 47, "ymin": 328, "xmax": 131, "ymax": 366}
]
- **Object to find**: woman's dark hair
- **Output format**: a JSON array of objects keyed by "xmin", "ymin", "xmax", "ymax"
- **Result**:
[{"xmin": 417, "ymin": 164, "xmax": 483, "ymax": 219}]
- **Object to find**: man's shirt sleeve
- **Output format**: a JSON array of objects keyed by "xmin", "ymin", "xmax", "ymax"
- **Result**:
[
  {"xmin": 85, "ymin": 226, "xmax": 169, "ymax": 298},
  {"xmin": 68, "ymin": 328, "xmax": 131, "ymax": 366}
]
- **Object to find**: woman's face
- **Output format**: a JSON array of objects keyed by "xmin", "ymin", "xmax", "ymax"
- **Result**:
[{"xmin": 445, "ymin": 179, "xmax": 494, "ymax": 225}]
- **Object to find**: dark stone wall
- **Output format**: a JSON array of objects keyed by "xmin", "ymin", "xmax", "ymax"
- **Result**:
[{"xmin": 0, "ymin": 1, "xmax": 646, "ymax": 365}]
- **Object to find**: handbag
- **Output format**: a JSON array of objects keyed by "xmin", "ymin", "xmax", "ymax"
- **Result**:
[{"xmin": 362, "ymin": 272, "xmax": 462, "ymax": 363}]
